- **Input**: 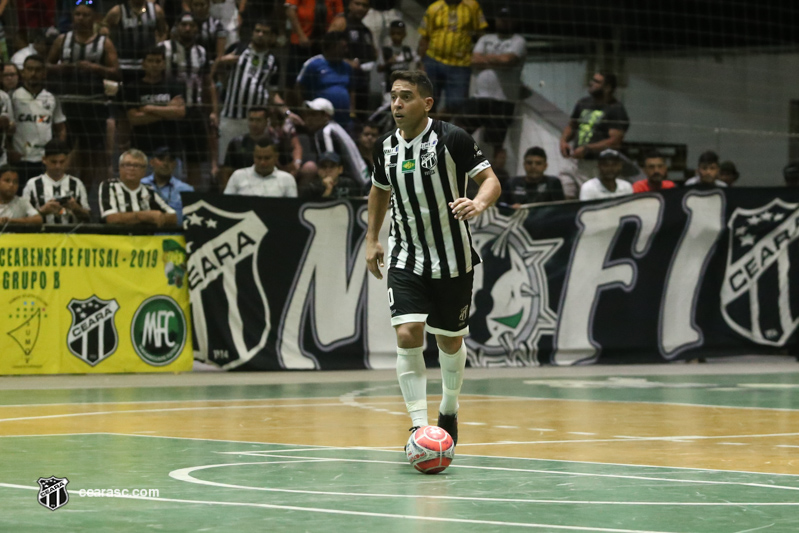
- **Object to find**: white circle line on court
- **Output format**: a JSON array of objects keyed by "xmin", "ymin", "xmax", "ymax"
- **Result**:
[
  {"xmin": 0, "ymin": 483, "xmax": 684, "ymax": 533},
  {"xmin": 169, "ymin": 455, "xmax": 799, "ymax": 496}
]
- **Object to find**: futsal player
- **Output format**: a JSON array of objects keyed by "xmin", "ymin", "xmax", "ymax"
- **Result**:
[{"xmin": 365, "ymin": 70, "xmax": 502, "ymax": 446}]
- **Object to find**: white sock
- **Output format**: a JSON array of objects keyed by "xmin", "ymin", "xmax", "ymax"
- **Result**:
[
  {"xmin": 396, "ymin": 346, "xmax": 428, "ymax": 427},
  {"xmin": 438, "ymin": 342, "xmax": 467, "ymax": 415}
]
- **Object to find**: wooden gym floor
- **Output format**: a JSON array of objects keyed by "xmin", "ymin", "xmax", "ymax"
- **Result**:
[{"xmin": 2, "ymin": 358, "xmax": 799, "ymax": 532}]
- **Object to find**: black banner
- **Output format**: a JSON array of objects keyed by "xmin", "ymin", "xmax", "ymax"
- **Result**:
[{"xmin": 183, "ymin": 188, "xmax": 799, "ymax": 370}]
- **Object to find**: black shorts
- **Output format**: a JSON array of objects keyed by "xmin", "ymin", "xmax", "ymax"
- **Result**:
[{"xmin": 386, "ymin": 268, "xmax": 474, "ymax": 337}]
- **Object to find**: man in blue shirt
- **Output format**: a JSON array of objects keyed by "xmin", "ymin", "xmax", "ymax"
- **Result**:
[
  {"xmin": 296, "ymin": 31, "xmax": 352, "ymax": 126},
  {"xmin": 141, "ymin": 146, "xmax": 195, "ymax": 223}
]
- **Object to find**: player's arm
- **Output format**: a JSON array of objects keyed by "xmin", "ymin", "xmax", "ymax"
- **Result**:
[
  {"xmin": 143, "ymin": 95, "xmax": 186, "ymax": 119},
  {"xmin": 365, "ymin": 185, "xmax": 390, "ymax": 280},
  {"xmin": 100, "ymin": 6, "xmax": 120, "ymax": 36},
  {"xmin": 450, "ymin": 167, "xmax": 501, "ymax": 221}
]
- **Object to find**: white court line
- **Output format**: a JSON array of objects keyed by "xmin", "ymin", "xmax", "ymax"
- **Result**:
[
  {"xmin": 170, "ymin": 454, "xmax": 799, "ymax": 495},
  {"xmin": 455, "ymin": 432, "xmax": 799, "ymax": 447},
  {"xmin": 0, "ymin": 483, "xmax": 681, "ymax": 533}
]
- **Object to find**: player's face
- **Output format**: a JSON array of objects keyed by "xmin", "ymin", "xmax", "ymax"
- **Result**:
[
  {"xmin": 247, "ymin": 111, "xmax": 268, "ymax": 136},
  {"xmin": 178, "ymin": 20, "xmax": 198, "ymax": 42},
  {"xmin": 359, "ymin": 127, "xmax": 379, "ymax": 151},
  {"xmin": 389, "ymin": 28, "xmax": 405, "ymax": 45},
  {"xmin": 644, "ymin": 157, "xmax": 667, "ymax": 182},
  {"xmin": 523, "ymin": 155, "xmax": 547, "ymax": 180},
  {"xmin": 251, "ymin": 24, "xmax": 274, "ymax": 49},
  {"xmin": 43, "ymin": 153, "xmax": 68, "ymax": 181},
  {"xmin": 119, "ymin": 155, "xmax": 148, "ymax": 183},
  {"xmin": 0, "ymin": 172, "xmax": 19, "ymax": 200},
  {"xmin": 143, "ymin": 54, "xmax": 165, "ymax": 77},
  {"xmin": 349, "ymin": 0, "xmax": 370, "ymax": 20},
  {"xmin": 73, "ymin": 5, "xmax": 94, "ymax": 30},
  {"xmin": 253, "ymin": 145, "xmax": 278, "ymax": 175},
  {"xmin": 190, "ymin": 0, "xmax": 209, "ymax": 18},
  {"xmin": 22, "ymin": 59, "xmax": 46, "ymax": 88},
  {"xmin": 698, "ymin": 162, "xmax": 720, "ymax": 183},
  {"xmin": 390, "ymin": 80, "xmax": 432, "ymax": 132},
  {"xmin": 598, "ymin": 158, "xmax": 622, "ymax": 181}
]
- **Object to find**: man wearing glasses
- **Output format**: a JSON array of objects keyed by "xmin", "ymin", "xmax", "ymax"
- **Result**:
[
  {"xmin": 559, "ymin": 71, "xmax": 630, "ymax": 198},
  {"xmin": 99, "ymin": 148, "xmax": 177, "ymax": 227}
]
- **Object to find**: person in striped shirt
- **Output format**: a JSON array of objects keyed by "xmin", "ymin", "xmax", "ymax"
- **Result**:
[
  {"xmin": 98, "ymin": 148, "xmax": 177, "ymax": 227},
  {"xmin": 365, "ymin": 70, "xmax": 501, "ymax": 447},
  {"xmin": 22, "ymin": 140, "xmax": 91, "ymax": 224}
]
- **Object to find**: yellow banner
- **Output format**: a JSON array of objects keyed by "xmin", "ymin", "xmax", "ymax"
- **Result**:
[{"xmin": 0, "ymin": 233, "xmax": 192, "ymax": 374}]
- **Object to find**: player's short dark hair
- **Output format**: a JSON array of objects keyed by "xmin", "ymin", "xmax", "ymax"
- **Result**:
[
  {"xmin": 698, "ymin": 150, "xmax": 719, "ymax": 166},
  {"xmin": 23, "ymin": 54, "xmax": 46, "ymax": 68},
  {"xmin": 524, "ymin": 147, "xmax": 547, "ymax": 160},
  {"xmin": 44, "ymin": 139, "xmax": 70, "ymax": 157},
  {"xmin": 0, "ymin": 165, "xmax": 17, "ymax": 179},
  {"xmin": 254, "ymin": 136, "xmax": 275, "ymax": 150},
  {"xmin": 390, "ymin": 70, "xmax": 434, "ymax": 98},
  {"xmin": 144, "ymin": 46, "xmax": 166, "ymax": 59},
  {"xmin": 252, "ymin": 19, "xmax": 277, "ymax": 32},
  {"xmin": 597, "ymin": 70, "xmax": 617, "ymax": 91},
  {"xmin": 643, "ymin": 150, "xmax": 665, "ymax": 163}
]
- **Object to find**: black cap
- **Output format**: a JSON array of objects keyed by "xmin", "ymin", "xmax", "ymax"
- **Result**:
[
  {"xmin": 319, "ymin": 151, "xmax": 341, "ymax": 164},
  {"xmin": 390, "ymin": 20, "xmax": 406, "ymax": 29},
  {"xmin": 497, "ymin": 6, "xmax": 512, "ymax": 17},
  {"xmin": 151, "ymin": 146, "xmax": 175, "ymax": 160},
  {"xmin": 598, "ymin": 148, "xmax": 622, "ymax": 160}
]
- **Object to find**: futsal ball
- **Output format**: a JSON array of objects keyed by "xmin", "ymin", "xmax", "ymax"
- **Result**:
[{"xmin": 406, "ymin": 425, "xmax": 455, "ymax": 474}]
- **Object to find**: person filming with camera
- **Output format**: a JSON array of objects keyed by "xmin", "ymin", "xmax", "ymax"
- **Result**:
[{"xmin": 22, "ymin": 139, "xmax": 91, "ymax": 224}]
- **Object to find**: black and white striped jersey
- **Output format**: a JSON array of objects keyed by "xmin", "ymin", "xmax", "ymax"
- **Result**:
[
  {"xmin": 220, "ymin": 43, "xmax": 278, "ymax": 119},
  {"xmin": 195, "ymin": 15, "xmax": 226, "ymax": 62},
  {"xmin": 372, "ymin": 118, "xmax": 491, "ymax": 279},
  {"xmin": 159, "ymin": 39, "xmax": 209, "ymax": 106},
  {"xmin": 56, "ymin": 32, "xmax": 108, "ymax": 99},
  {"xmin": 99, "ymin": 178, "xmax": 175, "ymax": 220},
  {"xmin": 116, "ymin": 1, "xmax": 159, "ymax": 68},
  {"xmin": 22, "ymin": 174, "xmax": 90, "ymax": 225}
]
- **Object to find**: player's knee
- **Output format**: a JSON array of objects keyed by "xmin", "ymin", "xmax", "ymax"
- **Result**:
[
  {"xmin": 395, "ymin": 323, "xmax": 424, "ymax": 348},
  {"xmin": 436, "ymin": 336, "xmax": 462, "ymax": 355}
]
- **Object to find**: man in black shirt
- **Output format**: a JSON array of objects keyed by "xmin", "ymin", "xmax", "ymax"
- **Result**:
[
  {"xmin": 219, "ymin": 106, "xmax": 269, "ymax": 189},
  {"xmin": 502, "ymin": 146, "xmax": 565, "ymax": 207},
  {"xmin": 337, "ymin": 0, "xmax": 377, "ymax": 122},
  {"xmin": 124, "ymin": 47, "xmax": 187, "ymax": 158}
]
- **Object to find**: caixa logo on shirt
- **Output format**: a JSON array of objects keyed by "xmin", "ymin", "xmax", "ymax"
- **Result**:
[{"xmin": 16, "ymin": 114, "xmax": 52, "ymax": 124}]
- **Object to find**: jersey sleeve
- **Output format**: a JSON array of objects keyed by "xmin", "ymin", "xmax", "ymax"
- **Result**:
[
  {"xmin": 53, "ymin": 95, "xmax": 66, "ymax": 124},
  {"xmin": 98, "ymin": 181, "xmax": 118, "ymax": 219},
  {"xmin": 371, "ymin": 142, "xmax": 390, "ymax": 190},
  {"xmin": 146, "ymin": 187, "xmax": 176, "ymax": 213},
  {"xmin": 76, "ymin": 180, "xmax": 90, "ymax": 210},
  {"xmin": 448, "ymin": 126, "xmax": 491, "ymax": 179}
]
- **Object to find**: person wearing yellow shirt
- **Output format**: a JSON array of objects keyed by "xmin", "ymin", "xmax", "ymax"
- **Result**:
[{"xmin": 418, "ymin": 0, "xmax": 487, "ymax": 115}]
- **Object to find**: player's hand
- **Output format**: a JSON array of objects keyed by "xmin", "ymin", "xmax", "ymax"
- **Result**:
[
  {"xmin": 63, "ymin": 197, "xmax": 80, "ymax": 211},
  {"xmin": 449, "ymin": 197, "xmax": 487, "ymax": 221},
  {"xmin": 40, "ymin": 199, "xmax": 63, "ymax": 215},
  {"xmin": 366, "ymin": 240, "xmax": 385, "ymax": 280}
]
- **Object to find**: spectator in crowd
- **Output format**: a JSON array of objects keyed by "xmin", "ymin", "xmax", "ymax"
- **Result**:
[
  {"xmin": 124, "ymin": 47, "xmax": 186, "ymax": 158},
  {"xmin": 357, "ymin": 121, "xmax": 379, "ymax": 175},
  {"xmin": 160, "ymin": 12, "xmax": 218, "ymax": 188},
  {"xmin": 362, "ymin": 0, "xmax": 401, "ymax": 47},
  {"xmin": 685, "ymin": 150, "xmax": 726, "ymax": 188},
  {"xmin": 299, "ymin": 151, "xmax": 358, "ymax": 200},
  {"xmin": 579, "ymin": 148, "xmax": 633, "ymax": 201},
  {"xmin": 224, "ymin": 137, "xmax": 298, "ymax": 196},
  {"xmin": 418, "ymin": 0, "xmax": 487, "ymax": 115},
  {"xmin": 47, "ymin": 0, "xmax": 120, "ymax": 187},
  {"xmin": 0, "ymin": 165, "xmax": 42, "ymax": 224},
  {"xmin": 208, "ymin": 0, "xmax": 240, "ymax": 49},
  {"xmin": 219, "ymin": 106, "xmax": 270, "ymax": 188},
  {"xmin": 99, "ymin": 148, "xmax": 177, "ymax": 226},
  {"xmin": 302, "ymin": 97, "xmax": 369, "ymax": 187},
  {"xmin": 2, "ymin": 63, "xmax": 19, "ymax": 93},
  {"xmin": 632, "ymin": 151, "xmax": 676, "ymax": 193},
  {"xmin": 23, "ymin": 140, "xmax": 91, "ymax": 224},
  {"xmin": 331, "ymin": 0, "xmax": 377, "ymax": 123},
  {"xmin": 371, "ymin": 20, "xmax": 417, "ymax": 130},
  {"xmin": 101, "ymin": 0, "xmax": 168, "ymax": 75},
  {"xmin": 458, "ymin": 6, "xmax": 526, "ymax": 170},
  {"xmin": 560, "ymin": 71, "xmax": 630, "ymax": 194},
  {"xmin": 719, "ymin": 160, "xmax": 740, "ymax": 187},
  {"xmin": 0, "ymin": 75, "xmax": 12, "ymax": 167},
  {"xmin": 284, "ymin": 0, "xmax": 345, "ymax": 84},
  {"xmin": 296, "ymin": 31, "xmax": 353, "ymax": 126},
  {"xmin": 266, "ymin": 102, "xmax": 304, "ymax": 175},
  {"xmin": 11, "ymin": 27, "xmax": 58, "ymax": 70},
  {"xmin": 11, "ymin": 54, "xmax": 68, "ymax": 188},
  {"xmin": 502, "ymin": 146, "xmax": 564, "ymax": 206},
  {"xmin": 141, "ymin": 146, "xmax": 194, "ymax": 223},
  {"xmin": 214, "ymin": 19, "xmax": 279, "ymax": 166},
  {"xmin": 784, "ymin": 161, "xmax": 799, "ymax": 188},
  {"xmin": 190, "ymin": 0, "xmax": 228, "ymax": 62}
]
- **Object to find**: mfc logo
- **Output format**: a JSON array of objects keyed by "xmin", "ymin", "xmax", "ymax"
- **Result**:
[{"xmin": 131, "ymin": 296, "xmax": 187, "ymax": 366}]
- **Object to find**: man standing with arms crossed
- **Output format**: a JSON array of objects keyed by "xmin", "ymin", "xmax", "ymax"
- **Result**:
[{"xmin": 365, "ymin": 70, "xmax": 501, "ymax": 447}]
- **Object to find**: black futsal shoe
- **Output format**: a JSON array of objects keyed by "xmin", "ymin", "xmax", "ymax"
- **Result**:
[{"xmin": 437, "ymin": 412, "xmax": 458, "ymax": 446}]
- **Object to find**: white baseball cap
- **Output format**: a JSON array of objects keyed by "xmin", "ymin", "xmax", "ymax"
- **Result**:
[{"xmin": 304, "ymin": 98, "xmax": 335, "ymax": 116}]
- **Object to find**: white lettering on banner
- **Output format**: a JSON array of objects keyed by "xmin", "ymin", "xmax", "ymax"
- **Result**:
[
  {"xmin": 660, "ymin": 192, "xmax": 724, "ymax": 357},
  {"xmin": 553, "ymin": 196, "xmax": 664, "ymax": 365}
]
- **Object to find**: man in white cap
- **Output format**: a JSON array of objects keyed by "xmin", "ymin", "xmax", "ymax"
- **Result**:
[
  {"xmin": 579, "ymin": 148, "xmax": 633, "ymax": 201},
  {"xmin": 300, "ymin": 97, "xmax": 369, "ymax": 189}
]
